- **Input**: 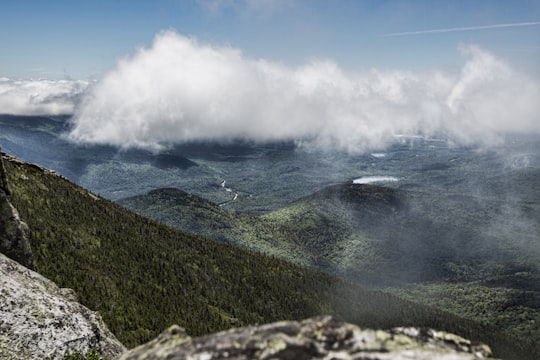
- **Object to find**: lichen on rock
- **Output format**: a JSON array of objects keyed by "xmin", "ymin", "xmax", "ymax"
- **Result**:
[
  {"xmin": 121, "ymin": 316, "xmax": 497, "ymax": 360},
  {"xmin": 0, "ymin": 252, "xmax": 126, "ymax": 359}
]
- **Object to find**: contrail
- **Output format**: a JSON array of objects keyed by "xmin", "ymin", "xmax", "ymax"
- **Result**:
[{"xmin": 380, "ymin": 21, "xmax": 540, "ymax": 37}]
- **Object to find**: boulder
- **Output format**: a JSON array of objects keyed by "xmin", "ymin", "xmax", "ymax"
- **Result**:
[
  {"xmin": 0, "ymin": 252, "xmax": 126, "ymax": 359},
  {"xmin": 121, "ymin": 315, "xmax": 496, "ymax": 360}
]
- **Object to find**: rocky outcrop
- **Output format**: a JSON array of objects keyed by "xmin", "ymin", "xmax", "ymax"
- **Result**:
[
  {"xmin": 0, "ymin": 252, "xmax": 126, "ymax": 359},
  {"xmin": 0, "ymin": 192, "xmax": 33, "ymax": 269},
  {"xmin": 0, "ymin": 152, "xmax": 34, "ymax": 269},
  {"xmin": 0, "ymin": 150, "xmax": 9, "ymax": 196},
  {"xmin": 122, "ymin": 316, "xmax": 496, "ymax": 360}
]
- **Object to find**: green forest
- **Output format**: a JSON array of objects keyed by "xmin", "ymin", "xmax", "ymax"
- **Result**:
[
  {"xmin": 3, "ymin": 154, "xmax": 539, "ymax": 359},
  {"xmin": 119, "ymin": 185, "xmax": 540, "ymax": 345}
]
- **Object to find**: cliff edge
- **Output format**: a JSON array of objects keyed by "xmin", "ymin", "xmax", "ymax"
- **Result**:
[{"xmin": 0, "ymin": 150, "xmax": 33, "ymax": 269}]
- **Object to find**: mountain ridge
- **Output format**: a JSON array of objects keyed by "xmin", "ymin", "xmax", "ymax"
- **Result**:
[
  {"xmin": 119, "ymin": 182, "xmax": 540, "ymax": 346},
  {"xmin": 2, "ymin": 151, "xmax": 537, "ymax": 359}
]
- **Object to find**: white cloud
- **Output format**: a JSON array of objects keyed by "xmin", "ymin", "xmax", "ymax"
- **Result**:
[
  {"xmin": 444, "ymin": 45, "xmax": 540, "ymax": 144},
  {"xmin": 68, "ymin": 31, "xmax": 540, "ymax": 152},
  {"xmin": 0, "ymin": 78, "xmax": 89, "ymax": 116}
]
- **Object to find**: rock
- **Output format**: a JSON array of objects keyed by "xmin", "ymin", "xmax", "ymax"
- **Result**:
[
  {"xmin": 0, "ymin": 252, "xmax": 126, "ymax": 359},
  {"xmin": 121, "ymin": 316, "xmax": 497, "ymax": 360},
  {"xmin": 0, "ymin": 187, "xmax": 34, "ymax": 270},
  {"xmin": 0, "ymin": 150, "xmax": 9, "ymax": 196}
]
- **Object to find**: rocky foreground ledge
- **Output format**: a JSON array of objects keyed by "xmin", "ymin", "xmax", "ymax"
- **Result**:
[
  {"xmin": 0, "ymin": 252, "xmax": 126, "ymax": 360},
  {"xmin": 122, "ymin": 316, "xmax": 496, "ymax": 360}
]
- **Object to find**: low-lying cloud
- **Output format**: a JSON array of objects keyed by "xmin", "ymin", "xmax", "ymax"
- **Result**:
[
  {"xmin": 68, "ymin": 31, "xmax": 539, "ymax": 152},
  {"xmin": 0, "ymin": 78, "xmax": 88, "ymax": 116}
]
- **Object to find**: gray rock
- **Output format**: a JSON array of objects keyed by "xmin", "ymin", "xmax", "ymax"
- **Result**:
[
  {"xmin": 0, "ymin": 252, "xmax": 126, "ymax": 359},
  {"xmin": 0, "ymin": 188, "xmax": 34, "ymax": 270},
  {"xmin": 121, "ymin": 316, "xmax": 496, "ymax": 360},
  {"xmin": 0, "ymin": 149, "xmax": 10, "ymax": 196}
]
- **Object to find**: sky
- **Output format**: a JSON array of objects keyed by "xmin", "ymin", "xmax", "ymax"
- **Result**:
[
  {"xmin": 1, "ymin": 0, "xmax": 539, "ymax": 79},
  {"xmin": 1, "ymin": 0, "xmax": 539, "ymax": 152}
]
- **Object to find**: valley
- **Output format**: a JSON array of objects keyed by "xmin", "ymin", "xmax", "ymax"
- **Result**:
[
  {"xmin": 6, "ymin": 151, "xmax": 536, "ymax": 359},
  {"xmin": 1, "ymin": 114, "xmax": 539, "ymax": 358},
  {"xmin": 3, "ymin": 114, "xmax": 539, "ymax": 211},
  {"xmin": 118, "ymin": 183, "xmax": 540, "ymax": 344}
]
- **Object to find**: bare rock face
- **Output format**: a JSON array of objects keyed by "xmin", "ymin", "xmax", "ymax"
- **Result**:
[
  {"xmin": 0, "ymin": 252, "xmax": 126, "ymax": 359},
  {"xmin": 121, "ymin": 316, "xmax": 496, "ymax": 360},
  {"xmin": 0, "ymin": 150, "xmax": 9, "ymax": 196},
  {"xmin": 0, "ymin": 189, "xmax": 33, "ymax": 269},
  {"xmin": 0, "ymin": 152, "xmax": 34, "ymax": 269}
]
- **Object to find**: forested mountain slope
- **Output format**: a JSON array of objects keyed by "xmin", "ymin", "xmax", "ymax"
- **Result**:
[
  {"xmin": 119, "ymin": 183, "xmax": 540, "ymax": 348},
  {"xmin": 2, "ymin": 152, "xmax": 538, "ymax": 359}
]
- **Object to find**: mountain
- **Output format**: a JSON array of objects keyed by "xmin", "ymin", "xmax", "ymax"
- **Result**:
[
  {"xmin": 118, "ymin": 183, "xmax": 540, "ymax": 346},
  {"xmin": 1, "ymin": 152, "xmax": 537, "ymax": 359},
  {"xmin": 118, "ymin": 187, "xmax": 309, "ymax": 264},
  {"xmin": 2, "ymin": 114, "xmax": 540, "ymax": 357}
]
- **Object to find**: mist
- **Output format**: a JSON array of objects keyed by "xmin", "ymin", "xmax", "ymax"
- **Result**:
[{"xmin": 65, "ymin": 31, "xmax": 539, "ymax": 153}]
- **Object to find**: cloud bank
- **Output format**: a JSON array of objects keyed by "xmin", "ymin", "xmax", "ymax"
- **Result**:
[
  {"xmin": 68, "ymin": 31, "xmax": 540, "ymax": 152},
  {"xmin": 0, "ymin": 78, "xmax": 88, "ymax": 116}
]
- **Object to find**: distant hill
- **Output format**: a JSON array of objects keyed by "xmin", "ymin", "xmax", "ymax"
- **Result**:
[
  {"xmin": 119, "ymin": 183, "xmax": 540, "ymax": 347},
  {"xmin": 3, "ymin": 152, "xmax": 538, "ymax": 359}
]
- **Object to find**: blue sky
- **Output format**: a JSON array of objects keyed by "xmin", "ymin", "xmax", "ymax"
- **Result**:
[{"xmin": 1, "ymin": 0, "xmax": 539, "ymax": 79}]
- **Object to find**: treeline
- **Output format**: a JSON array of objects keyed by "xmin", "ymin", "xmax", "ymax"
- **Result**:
[{"xmin": 3, "ymin": 156, "xmax": 538, "ymax": 359}]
